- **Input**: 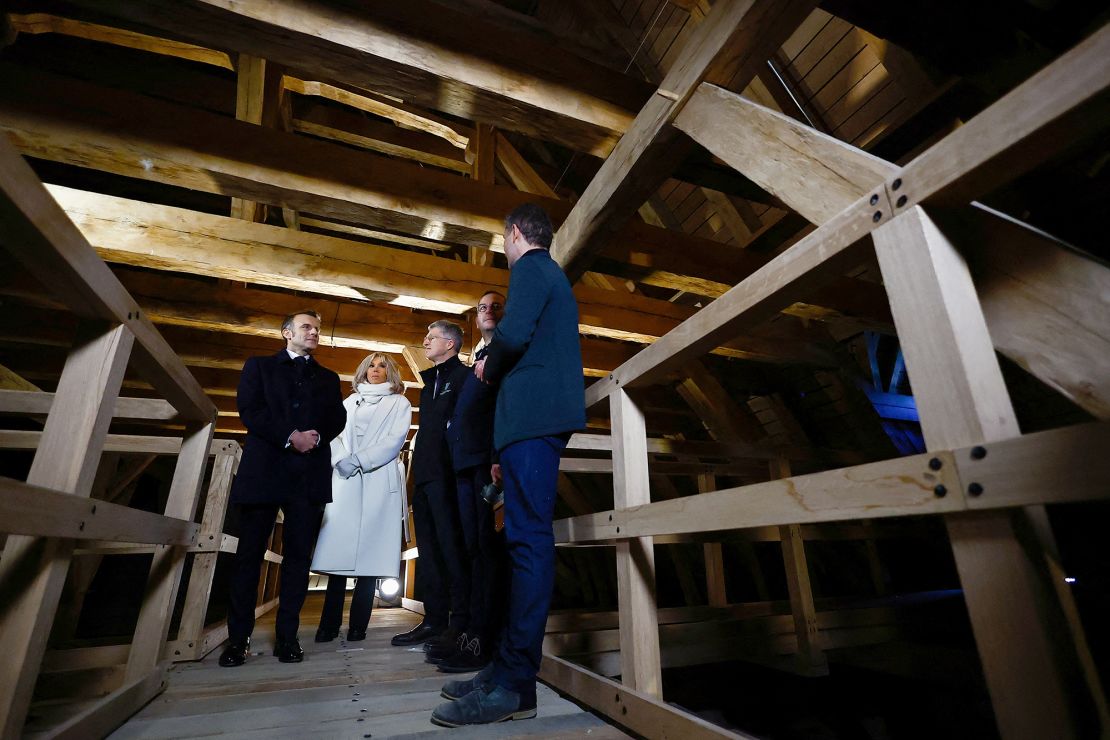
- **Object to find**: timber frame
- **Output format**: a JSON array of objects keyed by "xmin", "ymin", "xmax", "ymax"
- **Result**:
[{"xmin": 0, "ymin": 1, "xmax": 1107, "ymax": 738}]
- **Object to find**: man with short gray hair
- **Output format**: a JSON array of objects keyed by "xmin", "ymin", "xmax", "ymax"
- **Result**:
[{"xmin": 390, "ymin": 320, "xmax": 472, "ymax": 652}]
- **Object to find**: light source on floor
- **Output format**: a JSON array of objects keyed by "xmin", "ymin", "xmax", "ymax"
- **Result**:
[{"xmin": 376, "ymin": 577, "xmax": 402, "ymax": 607}]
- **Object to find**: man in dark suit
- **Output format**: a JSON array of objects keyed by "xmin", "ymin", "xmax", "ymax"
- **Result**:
[
  {"xmin": 219, "ymin": 310, "xmax": 346, "ymax": 667},
  {"xmin": 390, "ymin": 320, "xmax": 472, "ymax": 652},
  {"xmin": 437, "ymin": 291, "xmax": 507, "ymax": 673},
  {"xmin": 433, "ymin": 205, "xmax": 585, "ymax": 726}
]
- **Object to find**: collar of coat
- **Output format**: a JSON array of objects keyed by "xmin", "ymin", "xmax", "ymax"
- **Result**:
[{"xmin": 420, "ymin": 353, "xmax": 462, "ymax": 382}]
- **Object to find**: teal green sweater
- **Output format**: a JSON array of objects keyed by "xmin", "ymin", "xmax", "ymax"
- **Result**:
[{"xmin": 484, "ymin": 249, "xmax": 586, "ymax": 450}]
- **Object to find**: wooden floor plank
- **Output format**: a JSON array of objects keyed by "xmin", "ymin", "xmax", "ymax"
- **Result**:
[{"xmin": 110, "ymin": 594, "xmax": 628, "ymax": 739}]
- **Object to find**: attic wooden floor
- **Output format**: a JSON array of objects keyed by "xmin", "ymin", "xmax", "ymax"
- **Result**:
[{"xmin": 110, "ymin": 593, "xmax": 628, "ymax": 739}]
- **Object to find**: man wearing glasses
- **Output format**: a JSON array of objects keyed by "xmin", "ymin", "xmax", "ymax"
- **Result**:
[
  {"xmin": 391, "ymin": 321, "xmax": 471, "ymax": 652},
  {"xmin": 436, "ymin": 291, "xmax": 507, "ymax": 673}
]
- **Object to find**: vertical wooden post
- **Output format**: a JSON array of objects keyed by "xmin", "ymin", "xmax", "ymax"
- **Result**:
[
  {"xmin": 698, "ymin": 473, "xmax": 729, "ymax": 608},
  {"xmin": 0, "ymin": 322, "xmax": 133, "ymax": 738},
  {"xmin": 126, "ymin": 421, "xmax": 215, "ymax": 680},
  {"xmin": 874, "ymin": 205, "xmax": 1089, "ymax": 739},
  {"xmin": 773, "ymin": 457, "xmax": 828, "ymax": 676},
  {"xmin": 174, "ymin": 441, "xmax": 238, "ymax": 660},
  {"xmin": 230, "ymin": 54, "xmax": 268, "ymax": 223},
  {"xmin": 469, "ymin": 123, "xmax": 496, "ymax": 266},
  {"xmin": 610, "ymin": 388, "xmax": 662, "ymax": 696}
]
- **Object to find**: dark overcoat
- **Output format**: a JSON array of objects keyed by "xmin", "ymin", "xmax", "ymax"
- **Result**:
[
  {"xmin": 411, "ymin": 354, "xmax": 470, "ymax": 485},
  {"xmin": 230, "ymin": 350, "xmax": 347, "ymax": 506},
  {"xmin": 447, "ymin": 345, "xmax": 497, "ymax": 472}
]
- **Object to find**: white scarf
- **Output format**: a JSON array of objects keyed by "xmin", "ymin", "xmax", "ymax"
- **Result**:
[{"xmin": 354, "ymin": 381, "xmax": 394, "ymax": 406}]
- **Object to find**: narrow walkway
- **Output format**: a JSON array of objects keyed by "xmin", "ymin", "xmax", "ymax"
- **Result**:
[{"xmin": 111, "ymin": 594, "xmax": 629, "ymax": 739}]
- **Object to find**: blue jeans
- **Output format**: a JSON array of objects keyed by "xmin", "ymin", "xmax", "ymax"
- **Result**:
[{"xmin": 489, "ymin": 435, "xmax": 567, "ymax": 703}]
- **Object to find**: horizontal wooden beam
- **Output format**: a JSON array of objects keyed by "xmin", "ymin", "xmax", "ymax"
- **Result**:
[
  {"xmin": 42, "ymin": 186, "xmax": 834, "ymax": 367},
  {"xmin": 557, "ymin": 451, "xmax": 961, "ymax": 543},
  {"xmin": 0, "ymin": 430, "xmax": 237, "ymax": 456},
  {"xmin": 7, "ymin": 12, "xmax": 233, "ymax": 68},
  {"xmin": 65, "ymin": 0, "xmax": 655, "ymax": 156},
  {"xmin": 0, "ymin": 477, "xmax": 198, "ymax": 545},
  {"xmin": 0, "ymin": 137, "xmax": 214, "ymax": 422},
  {"xmin": 0, "ymin": 65, "xmax": 891, "ymax": 326},
  {"xmin": 0, "ymin": 390, "xmax": 177, "ymax": 422},
  {"xmin": 566, "ymin": 432, "xmax": 863, "ymax": 465},
  {"xmin": 555, "ymin": 422, "xmax": 1109, "ymax": 544},
  {"xmin": 955, "ymin": 422, "xmax": 1110, "ymax": 510}
]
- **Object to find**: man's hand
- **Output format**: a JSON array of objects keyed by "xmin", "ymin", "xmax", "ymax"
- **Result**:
[
  {"xmin": 491, "ymin": 463, "xmax": 502, "ymax": 486},
  {"xmin": 473, "ymin": 358, "xmax": 487, "ymax": 383},
  {"xmin": 289, "ymin": 429, "xmax": 319, "ymax": 453}
]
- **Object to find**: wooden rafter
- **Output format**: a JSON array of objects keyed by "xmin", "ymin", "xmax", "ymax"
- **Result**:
[{"xmin": 64, "ymin": 0, "xmax": 656, "ymax": 156}]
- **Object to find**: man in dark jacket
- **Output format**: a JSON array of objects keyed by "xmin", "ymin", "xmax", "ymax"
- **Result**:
[
  {"xmin": 390, "ymin": 320, "xmax": 472, "ymax": 652},
  {"xmin": 437, "ymin": 290, "xmax": 507, "ymax": 673},
  {"xmin": 432, "ymin": 204, "xmax": 585, "ymax": 726},
  {"xmin": 220, "ymin": 310, "xmax": 346, "ymax": 667}
]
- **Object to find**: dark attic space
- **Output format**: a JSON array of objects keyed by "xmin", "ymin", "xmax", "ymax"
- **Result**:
[{"xmin": 0, "ymin": 0, "xmax": 1107, "ymax": 738}]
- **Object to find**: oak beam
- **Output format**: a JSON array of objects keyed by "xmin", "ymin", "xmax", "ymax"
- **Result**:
[
  {"xmin": 0, "ymin": 67, "xmax": 890, "ymax": 326},
  {"xmin": 43, "ymin": 186, "xmax": 833, "ymax": 367},
  {"xmin": 610, "ymin": 389, "xmax": 662, "ymax": 695},
  {"xmin": 551, "ymin": 0, "xmax": 816, "ymax": 279},
  {"xmin": 873, "ymin": 206, "xmax": 1089, "ymax": 739},
  {"xmin": 0, "ymin": 137, "xmax": 213, "ymax": 421},
  {"xmin": 675, "ymin": 86, "xmax": 1110, "ymax": 417},
  {"xmin": 0, "ymin": 322, "xmax": 133, "ymax": 738},
  {"xmin": 67, "ymin": 0, "xmax": 655, "ymax": 156}
]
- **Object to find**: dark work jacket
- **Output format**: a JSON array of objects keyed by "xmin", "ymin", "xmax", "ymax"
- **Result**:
[
  {"xmin": 447, "ymin": 345, "xmax": 496, "ymax": 472},
  {"xmin": 484, "ymin": 249, "xmax": 586, "ymax": 450},
  {"xmin": 412, "ymin": 354, "xmax": 469, "ymax": 485},
  {"xmin": 230, "ymin": 351, "xmax": 347, "ymax": 506}
]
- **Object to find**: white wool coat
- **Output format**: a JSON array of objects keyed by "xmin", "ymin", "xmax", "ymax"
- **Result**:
[{"xmin": 311, "ymin": 383, "xmax": 412, "ymax": 577}]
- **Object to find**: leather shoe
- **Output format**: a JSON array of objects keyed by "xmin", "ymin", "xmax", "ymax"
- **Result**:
[
  {"xmin": 424, "ymin": 626, "xmax": 461, "ymax": 653},
  {"xmin": 441, "ymin": 664, "xmax": 494, "ymax": 700},
  {"xmin": 431, "ymin": 684, "xmax": 536, "ymax": 727},
  {"xmin": 426, "ymin": 630, "xmax": 465, "ymax": 662},
  {"xmin": 315, "ymin": 626, "xmax": 339, "ymax": 643},
  {"xmin": 346, "ymin": 627, "xmax": 367, "ymax": 641},
  {"xmin": 391, "ymin": 621, "xmax": 442, "ymax": 646},
  {"xmin": 218, "ymin": 637, "xmax": 250, "ymax": 667},
  {"xmin": 274, "ymin": 638, "xmax": 304, "ymax": 663}
]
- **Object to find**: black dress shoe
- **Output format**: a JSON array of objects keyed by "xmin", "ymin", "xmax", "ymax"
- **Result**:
[
  {"xmin": 425, "ymin": 630, "xmax": 466, "ymax": 662},
  {"xmin": 274, "ymin": 638, "xmax": 304, "ymax": 663},
  {"xmin": 346, "ymin": 627, "xmax": 366, "ymax": 642},
  {"xmin": 424, "ymin": 626, "xmax": 461, "ymax": 651},
  {"xmin": 315, "ymin": 626, "xmax": 340, "ymax": 643},
  {"xmin": 218, "ymin": 637, "xmax": 250, "ymax": 667},
  {"xmin": 391, "ymin": 621, "xmax": 443, "ymax": 646}
]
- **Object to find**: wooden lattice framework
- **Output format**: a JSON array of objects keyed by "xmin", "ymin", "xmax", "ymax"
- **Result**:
[{"xmin": 0, "ymin": 1, "xmax": 1106, "ymax": 738}]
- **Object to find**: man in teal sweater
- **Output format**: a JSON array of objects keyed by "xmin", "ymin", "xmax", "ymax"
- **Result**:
[{"xmin": 432, "ymin": 204, "xmax": 585, "ymax": 727}]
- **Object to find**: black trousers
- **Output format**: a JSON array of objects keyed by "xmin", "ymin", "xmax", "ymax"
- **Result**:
[
  {"xmin": 227, "ymin": 496, "xmax": 322, "ymax": 642},
  {"xmin": 412, "ymin": 478, "xmax": 470, "ymax": 630},
  {"xmin": 455, "ymin": 465, "xmax": 507, "ymax": 642},
  {"xmin": 319, "ymin": 575, "xmax": 375, "ymax": 632}
]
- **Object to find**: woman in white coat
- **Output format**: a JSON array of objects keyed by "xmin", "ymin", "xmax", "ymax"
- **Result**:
[{"xmin": 311, "ymin": 353, "xmax": 412, "ymax": 642}]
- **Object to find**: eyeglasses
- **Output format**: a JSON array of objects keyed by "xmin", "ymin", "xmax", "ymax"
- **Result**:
[
  {"xmin": 424, "ymin": 334, "xmax": 449, "ymax": 343},
  {"xmin": 476, "ymin": 303, "xmax": 503, "ymax": 314}
]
